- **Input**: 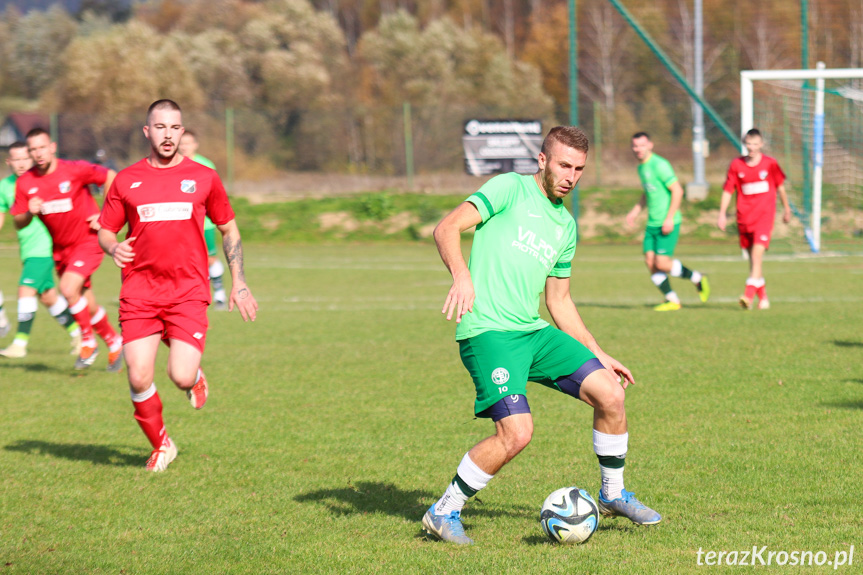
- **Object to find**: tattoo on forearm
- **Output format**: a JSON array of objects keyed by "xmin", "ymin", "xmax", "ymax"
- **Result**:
[{"xmin": 223, "ymin": 235, "xmax": 246, "ymax": 282}]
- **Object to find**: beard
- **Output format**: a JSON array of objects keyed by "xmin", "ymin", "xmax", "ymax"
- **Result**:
[{"xmin": 153, "ymin": 140, "xmax": 178, "ymax": 161}]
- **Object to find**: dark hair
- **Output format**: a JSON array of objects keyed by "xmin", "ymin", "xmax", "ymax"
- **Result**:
[
  {"xmin": 744, "ymin": 128, "xmax": 762, "ymax": 140},
  {"xmin": 146, "ymin": 99, "xmax": 182, "ymax": 123},
  {"xmin": 541, "ymin": 126, "xmax": 589, "ymax": 157},
  {"xmin": 182, "ymin": 129, "xmax": 197, "ymax": 140},
  {"xmin": 25, "ymin": 128, "xmax": 50, "ymax": 141},
  {"xmin": 632, "ymin": 131, "xmax": 651, "ymax": 141},
  {"xmin": 8, "ymin": 140, "xmax": 27, "ymax": 151}
]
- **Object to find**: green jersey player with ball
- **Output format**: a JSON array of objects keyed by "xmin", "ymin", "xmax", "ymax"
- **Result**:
[{"xmin": 423, "ymin": 126, "xmax": 661, "ymax": 545}]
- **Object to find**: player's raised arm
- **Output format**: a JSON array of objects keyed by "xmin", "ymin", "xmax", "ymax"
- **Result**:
[
  {"xmin": 217, "ymin": 219, "xmax": 257, "ymax": 322},
  {"xmin": 433, "ymin": 201, "xmax": 482, "ymax": 323}
]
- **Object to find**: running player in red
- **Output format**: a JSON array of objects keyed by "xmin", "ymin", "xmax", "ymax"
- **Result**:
[
  {"xmin": 98, "ymin": 99, "xmax": 258, "ymax": 472},
  {"xmin": 11, "ymin": 128, "xmax": 123, "ymax": 370},
  {"xmin": 718, "ymin": 128, "xmax": 791, "ymax": 310}
]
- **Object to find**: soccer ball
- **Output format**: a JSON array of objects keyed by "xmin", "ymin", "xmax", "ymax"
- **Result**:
[{"xmin": 540, "ymin": 486, "xmax": 599, "ymax": 544}]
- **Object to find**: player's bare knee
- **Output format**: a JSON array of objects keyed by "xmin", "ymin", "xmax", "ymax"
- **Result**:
[
  {"xmin": 595, "ymin": 380, "xmax": 626, "ymax": 415},
  {"xmin": 58, "ymin": 283, "xmax": 78, "ymax": 302},
  {"xmin": 127, "ymin": 367, "xmax": 154, "ymax": 392},
  {"xmin": 506, "ymin": 428, "xmax": 533, "ymax": 459},
  {"xmin": 167, "ymin": 367, "xmax": 196, "ymax": 390}
]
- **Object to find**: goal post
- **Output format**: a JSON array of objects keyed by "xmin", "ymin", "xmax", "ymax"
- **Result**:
[{"xmin": 740, "ymin": 64, "xmax": 863, "ymax": 253}]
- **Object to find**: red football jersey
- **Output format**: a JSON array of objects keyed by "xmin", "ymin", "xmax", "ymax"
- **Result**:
[
  {"xmin": 723, "ymin": 155, "xmax": 785, "ymax": 228},
  {"xmin": 99, "ymin": 156, "xmax": 235, "ymax": 304},
  {"xmin": 11, "ymin": 160, "xmax": 108, "ymax": 251}
]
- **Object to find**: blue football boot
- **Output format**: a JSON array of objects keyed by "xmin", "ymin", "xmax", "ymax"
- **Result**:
[
  {"xmin": 597, "ymin": 489, "xmax": 662, "ymax": 525},
  {"xmin": 421, "ymin": 505, "xmax": 474, "ymax": 545}
]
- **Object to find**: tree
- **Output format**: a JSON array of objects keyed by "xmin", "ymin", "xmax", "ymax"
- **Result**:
[
  {"xmin": 579, "ymin": 0, "xmax": 634, "ymax": 145},
  {"xmin": 358, "ymin": 10, "xmax": 553, "ymax": 171},
  {"xmin": 241, "ymin": 0, "xmax": 349, "ymax": 111},
  {"xmin": 46, "ymin": 20, "xmax": 204, "ymax": 160},
  {"xmin": 3, "ymin": 5, "xmax": 77, "ymax": 99},
  {"xmin": 172, "ymin": 29, "xmax": 255, "ymax": 107}
]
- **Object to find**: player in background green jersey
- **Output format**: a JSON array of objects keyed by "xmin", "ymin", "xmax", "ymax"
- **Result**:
[
  {"xmin": 179, "ymin": 130, "xmax": 227, "ymax": 310},
  {"xmin": 626, "ymin": 132, "xmax": 709, "ymax": 311},
  {"xmin": 0, "ymin": 142, "xmax": 80, "ymax": 358},
  {"xmin": 422, "ymin": 126, "xmax": 661, "ymax": 545}
]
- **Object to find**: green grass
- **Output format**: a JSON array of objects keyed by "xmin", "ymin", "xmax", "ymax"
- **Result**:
[{"xmin": 1, "ymin": 242, "xmax": 862, "ymax": 574}]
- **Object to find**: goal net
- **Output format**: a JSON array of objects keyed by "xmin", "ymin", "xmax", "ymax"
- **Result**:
[{"xmin": 741, "ymin": 64, "xmax": 863, "ymax": 253}]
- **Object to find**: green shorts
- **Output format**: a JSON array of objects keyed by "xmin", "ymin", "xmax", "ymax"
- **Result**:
[
  {"xmin": 19, "ymin": 257, "xmax": 56, "ymax": 293},
  {"xmin": 458, "ymin": 326, "xmax": 597, "ymax": 416},
  {"xmin": 204, "ymin": 227, "xmax": 218, "ymax": 257},
  {"xmin": 643, "ymin": 223, "xmax": 680, "ymax": 256}
]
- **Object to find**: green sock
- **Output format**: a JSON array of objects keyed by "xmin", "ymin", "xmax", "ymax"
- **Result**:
[
  {"xmin": 54, "ymin": 308, "xmax": 76, "ymax": 330},
  {"xmin": 17, "ymin": 311, "xmax": 35, "ymax": 336}
]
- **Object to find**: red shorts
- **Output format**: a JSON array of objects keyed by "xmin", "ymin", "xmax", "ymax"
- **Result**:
[
  {"xmin": 737, "ymin": 221, "xmax": 773, "ymax": 250},
  {"xmin": 119, "ymin": 298, "xmax": 209, "ymax": 353},
  {"xmin": 54, "ymin": 240, "xmax": 105, "ymax": 289}
]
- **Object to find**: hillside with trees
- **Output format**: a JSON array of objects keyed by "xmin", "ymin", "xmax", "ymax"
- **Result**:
[{"xmin": 0, "ymin": 0, "xmax": 860, "ymax": 176}]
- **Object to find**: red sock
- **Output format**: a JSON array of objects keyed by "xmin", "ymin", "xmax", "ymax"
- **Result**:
[
  {"xmin": 133, "ymin": 392, "xmax": 167, "ymax": 449},
  {"xmin": 91, "ymin": 306, "xmax": 119, "ymax": 347},
  {"xmin": 69, "ymin": 298, "xmax": 94, "ymax": 343},
  {"xmin": 744, "ymin": 284, "xmax": 757, "ymax": 300},
  {"xmin": 756, "ymin": 284, "xmax": 767, "ymax": 301}
]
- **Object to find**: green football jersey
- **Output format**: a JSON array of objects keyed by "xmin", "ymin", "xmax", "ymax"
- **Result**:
[
  {"xmin": 0, "ymin": 173, "xmax": 53, "ymax": 261},
  {"xmin": 191, "ymin": 154, "xmax": 218, "ymax": 231},
  {"xmin": 638, "ymin": 153, "xmax": 682, "ymax": 227},
  {"xmin": 455, "ymin": 172, "xmax": 578, "ymax": 341}
]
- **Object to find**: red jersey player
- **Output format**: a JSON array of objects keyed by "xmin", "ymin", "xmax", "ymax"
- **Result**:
[
  {"xmin": 718, "ymin": 128, "xmax": 791, "ymax": 310},
  {"xmin": 98, "ymin": 99, "xmax": 257, "ymax": 472},
  {"xmin": 11, "ymin": 128, "xmax": 122, "ymax": 370}
]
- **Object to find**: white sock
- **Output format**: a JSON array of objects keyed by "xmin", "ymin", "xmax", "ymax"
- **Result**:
[
  {"xmin": 131, "ymin": 382, "xmax": 157, "ymax": 403},
  {"xmin": 213, "ymin": 289, "xmax": 226, "ymax": 303},
  {"xmin": 691, "ymin": 270, "xmax": 702, "ymax": 284},
  {"xmin": 48, "ymin": 296, "xmax": 68, "ymax": 317},
  {"xmin": 90, "ymin": 306, "xmax": 106, "ymax": 324},
  {"xmin": 594, "ymin": 430, "xmax": 628, "ymax": 500},
  {"xmin": 109, "ymin": 336, "xmax": 123, "ymax": 353},
  {"xmin": 18, "ymin": 296, "xmax": 38, "ymax": 317},
  {"xmin": 209, "ymin": 260, "xmax": 224, "ymax": 279},
  {"xmin": 433, "ymin": 453, "xmax": 494, "ymax": 516},
  {"xmin": 69, "ymin": 297, "xmax": 88, "ymax": 315}
]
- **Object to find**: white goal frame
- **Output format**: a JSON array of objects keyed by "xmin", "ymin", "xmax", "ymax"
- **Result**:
[{"xmin": 741, "ymin": 63, "xmax": 863, "ymax": 252}]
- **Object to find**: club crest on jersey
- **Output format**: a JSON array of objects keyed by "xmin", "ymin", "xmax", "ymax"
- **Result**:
[
  {"xmin": 59, "ymin": 181, "xmax": 71, "ymax": 194},
  {"xmin": 555, "ymin": 227, "xmax": 563, "ymax": 241},
  {"xmin": 180, "ymin": 180, "xmax": 197, "ymax": 194},
  {"xmin": 759, "ymin": 170, "xmax": 768, "ymax": 180},
  {"xmin": 491, "ymin": 368, "xmax": 510, "ymax": 385}
]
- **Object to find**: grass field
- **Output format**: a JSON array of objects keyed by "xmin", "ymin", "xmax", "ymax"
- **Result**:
[{"xmin": 1, "ymin": 241, "xmax": 862, "ymax": 574}]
